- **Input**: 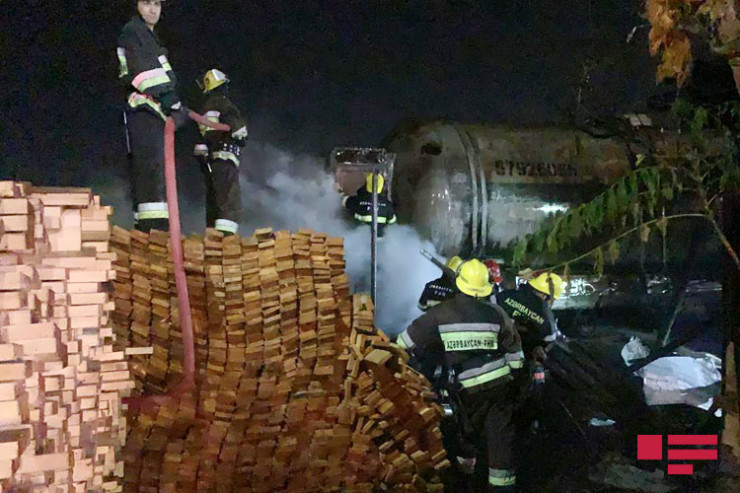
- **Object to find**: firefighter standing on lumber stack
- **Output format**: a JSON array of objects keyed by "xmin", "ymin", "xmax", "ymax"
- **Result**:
[
  {"xmin": 396, "ymin": 259, "xmax": 525, "ymax": 492},
  {"xmin": 193, "ymin": 68, "xmax": 248, "ymax": 236},
  {"xmin": 418, "ymin": 255, "xmax": 463, "ymax": 311},
  {"xmin": 118, "ymin": 0, "xmax": 186, "ymax": 232},
  {"xmin": 342, "ymin": 173, "xmax": 397, "ymax": 237}
]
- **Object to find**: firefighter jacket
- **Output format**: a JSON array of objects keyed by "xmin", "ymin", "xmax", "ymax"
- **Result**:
[
  {"xmin": 418, "ymin": 274, "xmax": 458, "ymax": 311},
  {"xmin": 342, "ymin": 186, "xmax": 397, "ymax": 225},
  {"xmin": 198, "ymin": 91, "xmax": 248, "ymax": 167},
  {"xmin": 495, "ymin": 285, "xmax": 559, "ymax": 353},
  {"xmin": 117, "ymin": 15, "xmax": 180, "ymax": 121},
  {"xmin": 396, "ymin": 294, "xmax": 524, "ymax": 395}
]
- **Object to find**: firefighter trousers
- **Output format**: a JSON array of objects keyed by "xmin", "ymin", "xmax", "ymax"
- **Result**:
[
  {"xmin": 127, "ymin": 110, "xmax": 169, "ymax": 233},
  {"xmin": 458, "ymin": 389, "xmax": 517, "ymax": 492},
  {"xmin": 201, "ymin": 158, "xmax": 241, "ymax": 235}
]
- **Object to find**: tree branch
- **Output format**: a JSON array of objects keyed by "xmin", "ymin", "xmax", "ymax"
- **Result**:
[{"xmin": 540, "ymin": 213, "xmax": 708, "ymax": 273}]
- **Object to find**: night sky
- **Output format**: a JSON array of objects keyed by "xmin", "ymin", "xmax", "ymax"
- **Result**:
[{"xmin": 3, "ymin": 0, "xmax": 657, "ymax": 191}]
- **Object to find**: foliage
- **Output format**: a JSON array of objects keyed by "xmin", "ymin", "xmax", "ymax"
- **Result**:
[
  {"xmin": 646, "ymin": 0, "xmax": 740, "ymax": 85},
  {"xmin": 510, "ymin": 101, "xmax": 740, "ymax": 278}
]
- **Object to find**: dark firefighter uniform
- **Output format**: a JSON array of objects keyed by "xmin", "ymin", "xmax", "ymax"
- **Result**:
[
  {"xmin": 195, "ymin": 69, "xmax": 248, "ymax": 235},
  {"xmin": 418, "ymin": 256, "xmax": 462, "ymax": 311},
  {"xmin": 118, "ymin": 13, "xmax": 181, "ymax": 232},
  {"xmin": 495, "ymin": 283, "xmax": 560, "ymax": 355},
  {"xmin": 396, "ymin": 260, "xmax": 524, "ymax": 492},
  {"xmin": 418, "ymin": 275, "xmax": 458, "ymax": 311},
  {"xmin": 342, "ymin": 174, "xmax": 397, "ymax": 237}
]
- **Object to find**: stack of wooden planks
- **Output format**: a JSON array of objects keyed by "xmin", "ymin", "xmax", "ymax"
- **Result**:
[
  {"xmin": 1, "ymin": 181, "xmax": 133, "ymax": 492},
  {"xmin": 112, "ymin": 227, "xmax": 447, "ymax": 492}
]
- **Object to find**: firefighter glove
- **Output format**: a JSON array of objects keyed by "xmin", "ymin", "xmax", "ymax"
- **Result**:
[
  {"xmin": 171, "ymin": 106, "xmax": 190, "ymax": 129},
  {"xmin": 456, "ymin": 456, "xmax": 476, "ymax": 475},
  {"xmin": 159, "ymin": 92, "xmax": 181, "ymax": 115}
]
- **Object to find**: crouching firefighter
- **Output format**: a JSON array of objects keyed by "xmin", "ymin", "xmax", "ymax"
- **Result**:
[
  {"xmin": 342, "ymin": 173, "xmax": 397, "ymax": 237},
  {"xmin": 396, "ymin": 259, "xmax": 525, "ymax": 492},
  {"xmin": 118, "ymin": 0, "xmax": 186, "ymax": 232},
  {"xmin": 194, "ymin": 68, "xmax": 248, "ymax": 236}
]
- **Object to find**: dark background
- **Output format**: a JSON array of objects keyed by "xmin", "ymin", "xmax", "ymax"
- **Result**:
[{"xmin": 2, "ymin": 0, "xmax": 674, "ymax": 191}]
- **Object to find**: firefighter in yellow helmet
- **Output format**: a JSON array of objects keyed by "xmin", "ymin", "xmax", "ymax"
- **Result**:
[
  {"xmin": 397, "ymin": 259, "xmax": 524, "ymax": 492},
  {"xmin": 341, "ymin": 173, "xmax": 397, "ymax": 237},
  {"xmin": 495, "ymin": 271, "xmax": 564, "ymax": 355},
  {"xmin": 418, "ymin": 256, "xmax": 463, "ymax": 311},
  {"xmin": 193, "ymin": 68, "xmax": 248, "ymax": 236},
  {"xmin": 118, "ymin": 0, "xmax": 186, "ymax": 232}
]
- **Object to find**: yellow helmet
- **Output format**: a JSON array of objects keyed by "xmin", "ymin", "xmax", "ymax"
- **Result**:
[
  {"xmin": 455, "ymin": 259, "xmax": 493, "ymax": 298},
  {"xmin": 445, "ymin": 255, "xmax": 463, "ymax": 272},
  {"xmin": 365, "ymin": 173, "xmax": 385, "ymax": 193},
  {"xmin": 201, "ymin": 69, "xmax": 229, "ymax": 94},
  {"xmin": 529, "ymin": 272, "xmax": 564, "ymax": 300}
]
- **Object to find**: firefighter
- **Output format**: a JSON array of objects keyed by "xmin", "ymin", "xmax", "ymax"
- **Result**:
[
  {"xmin": 396, "ymin": 259, "xmax": 525, "ymax": 492},
  {"xmin": 118, "ymin": 0, "xmax": 185, "ymax": 232},
  {"xmin": 483, "ymin": 259, "xmax": 504, "ymax": 296},
  {"xmin": 418, "ymin": 255, "xmax": 463, "ymax": 311},
  {"xmin": 194, "ymin": 68, "xmax": 248, "ymax": 236},
  {"xmin": 342, "ymin": 173, "xmax": 397, "ymax": 237},
  {"xmin": 495, "ymin": 272, "xmax": 564, "ymax": 356}
]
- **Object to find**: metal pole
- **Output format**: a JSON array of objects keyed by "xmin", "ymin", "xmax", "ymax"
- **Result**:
[{"xmin": 371, "ymin": 169, "xmax": 379, "ymax": 315}]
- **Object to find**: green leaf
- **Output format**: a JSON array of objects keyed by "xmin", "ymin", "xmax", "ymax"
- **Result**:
[
  {"xmin": 607, "ymin": 240, "xmax": 620, "ymax": 265},
  {"xmin": 662, "ymin": 187, "xmax": 674, "ymax": 201},
  {"xmin": 513, "ymin": 238, "xmax": 528, "ymax": 266},
  {"xmin": 631, "ymin": 202, "xmax": 641, "ymax": 226},
  {"xmin": 629, "ymin": 172, "xmax": 638, "ymax": 195},
  {"xmin": 640, "ymin": 223, "xmax": 651, "ymax": 243},
  {"xmin": 570, "ymin": 211, "xmax": 583, "ymax": 239},
  {"xmin": 546, "ymin": 231, "xmax": 559, "ymax": 254},
  {"xmin": 657, "ymin": 215, "xmax": 668, "ymax": 238},
  {"xmin": 593, "ymin": 247, "xmax": 604, "ymax": 277},
  {"xmin": 606, "ymin": 189, "xmax": 618, "ymax": 223},
  {"xmin": 616, "ymin": 178, "xmax": 630, "ymax": 204},
  {"xmin": 635, "ymin": 154, "xmax": 646, "ymax": 167},
  {"xmin": 691, "ymin": 107, "xmax": 709, "ymax": 136}
]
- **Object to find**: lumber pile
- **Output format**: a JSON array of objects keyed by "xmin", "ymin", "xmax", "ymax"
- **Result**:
[
  {"xmin": 0, "ymin": 181, "xmax": 132, "ymax": 492},
  {"xmin": 111, "ymin": 227, "xmax": 446, "ymax": 492}
]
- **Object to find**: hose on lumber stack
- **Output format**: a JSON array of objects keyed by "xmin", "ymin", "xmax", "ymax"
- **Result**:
[{"xmin": 124, "ymin": 110, "xmax": 230, "ymax": 411}]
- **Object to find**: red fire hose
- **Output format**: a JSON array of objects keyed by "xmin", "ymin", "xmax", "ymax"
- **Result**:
[{"xmin": 124, "ymin": 110, "xmax": 230, "ymax": 411}]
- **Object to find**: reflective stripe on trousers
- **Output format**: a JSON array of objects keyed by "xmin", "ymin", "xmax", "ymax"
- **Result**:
[
  {"xmin": 215, "ymin": 218, "xmax": 238, "ymax": 234},
  {"xmin": 137, "ymin": 201, "xmax": 169, "ymax": 220},
  {"xmin": 211, "ymin": 150, "xmax": 239, "ymax": 167},
  {"xmin": 489, "ymin": 468, "xmax": 515, "ymax": 487}
]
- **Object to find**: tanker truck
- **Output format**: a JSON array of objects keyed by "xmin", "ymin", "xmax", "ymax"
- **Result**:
[{"xmin": 331, "ymin": 116, "xmax": 722, "ymax": 335}]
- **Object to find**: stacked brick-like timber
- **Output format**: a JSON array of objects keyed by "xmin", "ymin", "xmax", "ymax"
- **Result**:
[
  {"xmin": 111, "ymin": 226, "xmax": 448, "ymax": 492},
  {"xmin": 1, "ymin": 181, "xmax": 132, "ymax": 492}
]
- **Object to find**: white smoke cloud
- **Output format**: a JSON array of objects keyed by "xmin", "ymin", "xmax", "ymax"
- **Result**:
[
  {"xmin": 241, "ymin": 143, "xmax": 441, "ymax": 334},
  {"xmin": 93, "ymin": 142, "xmax": 441, "ymax": 334}
]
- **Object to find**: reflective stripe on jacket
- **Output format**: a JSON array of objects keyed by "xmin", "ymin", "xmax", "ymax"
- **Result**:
[
  {"xmin": 395, "ymin": 294, "xmax": 523, "ymax": 393},
  {"xmin": 118, "ymin": 15, "xmax": 178, "ymax": 120}
]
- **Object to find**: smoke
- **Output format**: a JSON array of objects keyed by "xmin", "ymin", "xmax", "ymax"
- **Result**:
[
  {"xmin": 241, "ymin": 143, "xmax": 440, "ymax": 334},
  {"xmin": 93, "ymin": 142, "xmax": 440, "ymax": 334}
]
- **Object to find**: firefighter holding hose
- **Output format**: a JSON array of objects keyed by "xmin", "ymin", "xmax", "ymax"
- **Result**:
[{"xmin": 118, "ymin": 0, "xmax": 188, "ymax": 232}]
